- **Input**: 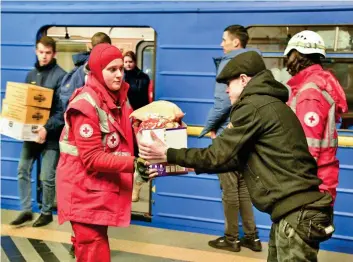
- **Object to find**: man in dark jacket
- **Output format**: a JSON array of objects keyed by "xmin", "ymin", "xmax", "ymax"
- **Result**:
[
  {"xmin": 139, "ymin": 51, "xmax": 334, "ymax": 261},
  {"xmin": 10, "ymin": 36, "xmax": 66, "ymax": 227}
]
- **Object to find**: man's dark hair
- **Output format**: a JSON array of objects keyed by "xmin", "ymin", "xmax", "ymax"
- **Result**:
[
  {"xmin": 224, "ymin": 25, "xmax": 249, "ymax": 48},
  {"xmin": 91, "ymin": 32, "xmax": 112, "ymax": 47},
  {"xmin": 36, "ymin": 36, "xmax": 56, "ymax": 53}
]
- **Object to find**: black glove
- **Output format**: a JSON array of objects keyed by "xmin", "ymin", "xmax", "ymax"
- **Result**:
[{"xmin": 134, "ymin": 157, "xmax": 149, "ymax": 182}]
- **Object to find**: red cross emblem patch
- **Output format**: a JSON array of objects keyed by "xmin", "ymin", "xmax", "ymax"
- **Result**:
[
  {"xmin": 107, "ymin": 132, "xmax": 119, "ymax": 148},
  {"xmin": 79, "ymin": 124, "xmax": 93, "ymax": 138},
  {"xmin": 304, "ymin": 112, "xmax": 319, "ymax": 127}
]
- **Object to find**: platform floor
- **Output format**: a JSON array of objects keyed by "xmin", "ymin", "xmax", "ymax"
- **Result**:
[
  {"xmin": 1, "ymin": 209, "xmax": 353, "ymax": 262},
  {"xmin": 131, "ymin": 181, "xmax": 150, "ymax": 213}
]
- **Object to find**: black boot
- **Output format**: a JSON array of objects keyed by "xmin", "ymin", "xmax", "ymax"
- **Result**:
[
  {"xmin": 32, "ymin": 214, "xmax": 53, "ymax": 227},
  {"xmin": 69, "ymin": 245, "xmax": 75, "ymax": 258},
  {"xmin": 240, "ymin": 235, "xmax": 262, "ymax": 252},
  {"xmin": 10, "ymin": 211, "xmax": 33, "ymax": 226},
  {"xmin": 208, "ymin": 236, "xmax": 241, "ymax": 252}
]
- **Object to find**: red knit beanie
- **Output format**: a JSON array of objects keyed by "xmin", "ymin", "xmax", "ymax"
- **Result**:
[{"xmin": 88, "ymin": 43, "xmax": 123, "ymax": 86}]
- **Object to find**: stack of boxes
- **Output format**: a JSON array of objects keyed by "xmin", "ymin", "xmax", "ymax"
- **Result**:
[{"xmin": 0, "ymin": 82, "xmax": 53, "ymax": 141}]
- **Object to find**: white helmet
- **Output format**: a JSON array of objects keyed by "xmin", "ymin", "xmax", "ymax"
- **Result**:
[{"xmin": 284, "ymin": 30, "xmax": 326, "ymax": 58}]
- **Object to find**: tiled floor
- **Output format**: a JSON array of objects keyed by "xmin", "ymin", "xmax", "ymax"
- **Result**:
[{"xmin": 1, "ymin": 209, "xmax": 353, "ymax": 262}]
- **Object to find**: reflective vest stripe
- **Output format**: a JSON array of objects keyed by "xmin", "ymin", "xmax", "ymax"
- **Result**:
[
  {"xmin": 286, "ymin": 42, "xmax": 325, "ymax": 51},
  {"xmin": 290, "ymin": 82, "xmax": 336, "ymax": 149},
  {"xmin": 306, "ymin": 138, "xmax": 338, "ymax": 148},
  {"xmin": 70, "ymin": 92, "xmax": 113, "ymax": 133},
  {"xmin": 59, "ymin": 141, "xmax": 79, "ymax": 156},
  {"xmin": 60, "ymin": 91, "xmax": 115, "ymax": 156}
]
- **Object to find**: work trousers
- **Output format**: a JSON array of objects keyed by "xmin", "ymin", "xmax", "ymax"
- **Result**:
[{"xmin": 71, "ymin": 222, "xmax": 110, "ymax": 262}]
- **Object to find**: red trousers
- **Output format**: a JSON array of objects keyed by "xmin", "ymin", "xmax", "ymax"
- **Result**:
[{"xmin": 71, "ymin": 221, "xmax": 110, "ymax": 262}]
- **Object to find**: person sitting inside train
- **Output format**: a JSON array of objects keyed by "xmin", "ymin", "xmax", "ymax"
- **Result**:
[
  {"xmin": 56, "ymin": 43, "xmax": 156, "ymax": 262},
  {"xmin": 139, "ymin": 51, "xmax": 334, "ymax": 262},
  {"xmin": 123, "ymin": 50, "xmax": 151, "ymax": 202},
  {"xmin": 284, "ymin": 30, "xmax": 348, "ymax": 205}
]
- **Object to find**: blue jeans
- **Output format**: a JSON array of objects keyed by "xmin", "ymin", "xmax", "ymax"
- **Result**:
[{"xmin": 18, "ymin": 142, "xmax": 59, "ymax": 215}]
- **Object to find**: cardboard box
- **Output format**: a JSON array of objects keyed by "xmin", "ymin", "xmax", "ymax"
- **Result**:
[
  {"xmin": 5, "ymin": 82, "xmax": 54, "ymax": 109},
  {"xmin": 137, "ymin": 127, "xmax": 188, "ymax": 176},
  {"xmin": 0, "ymin": 117, "xmax": 40, "ymax": 141},
  {"xmin": 2, "ymin": 100, "xmax": 50, "ymax": 125}
]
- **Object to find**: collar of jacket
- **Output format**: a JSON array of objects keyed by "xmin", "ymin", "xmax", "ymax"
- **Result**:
[
  {"xmin": 124, "ymin": 67, "xmax": 143, "ymax": 80},
  {"xmin": 72, "ymin": 51, "xmax": 90, "ymax": 67},
  {"xmin": 35, "ymin": 58, "xmax": 57, "ymax": 72},
  {"xmin": 287, "ymin": 64, "xmax": 323, "ymax": 90},
  {"xmin": 213, "ymin": 48, "xmax": 262, "ymax": 71},
  {"xmin": 86, "ymin": 74, "xmax": 129, "ymax": 111}
]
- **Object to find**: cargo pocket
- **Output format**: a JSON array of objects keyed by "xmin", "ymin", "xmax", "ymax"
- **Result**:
[
  {"xmin": 296, "ymin": 209, "xmax": 334, "ymax": 245},
  {"xmin": 83, "ymin": 173, "xmax": 120, "ymax": 193}
]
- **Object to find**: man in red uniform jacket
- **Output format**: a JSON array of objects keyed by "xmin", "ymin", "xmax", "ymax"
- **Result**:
[{"xmin": 284, "ymin": 30, "xmax": 348, "ymax": 203}]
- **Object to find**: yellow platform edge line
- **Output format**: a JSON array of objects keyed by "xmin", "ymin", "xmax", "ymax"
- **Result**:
[{"xmin": 187, "ymin": 126, "xmax": 353, "ymax": 147}]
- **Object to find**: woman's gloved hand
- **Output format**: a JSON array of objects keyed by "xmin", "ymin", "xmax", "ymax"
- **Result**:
[{"xmin": 134, "ymin": 157, "xmax": 158, "ymax": 182}]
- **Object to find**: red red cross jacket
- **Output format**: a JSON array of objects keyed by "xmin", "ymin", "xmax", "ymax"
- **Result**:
[
  {"xmin": 287, "ymin": 64, "xmax": 348, "ymax": 203},
  {"xmin": 56, "ymin": 75, "xmax": 135, "ymax": 227}
]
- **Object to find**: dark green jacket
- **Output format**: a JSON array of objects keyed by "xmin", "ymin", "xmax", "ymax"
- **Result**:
[{"xmin": 168, "ymin": 70, "xmax": 324, "ymax": 222}]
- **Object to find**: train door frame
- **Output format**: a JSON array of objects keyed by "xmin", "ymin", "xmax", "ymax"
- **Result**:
[{"xmin": 131, "ymin": 40, "xmax": 156, "ymax": 221}]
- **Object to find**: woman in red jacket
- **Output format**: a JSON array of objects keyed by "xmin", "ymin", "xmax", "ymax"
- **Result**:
[
  {"xmin": 284, "ymin": 30, "xmax": 348, "ymax": 204},
  {"xmin": 56, "ymin": 43, "xmax": 154, "ymax": 262}
]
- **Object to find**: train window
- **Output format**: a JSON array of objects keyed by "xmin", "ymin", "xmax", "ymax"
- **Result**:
[
  {"xmin": 248, "ymin": 26, "xmax": 353, "ymax": 52},
  {"xmin": 142, "ymin": 46, "xmax": 155, "ymax": 80},
  {"xmin": 136, "ymin": 41, "xmax": 155, "ymax": 81},
  {"xmin": 248, "ymin": 25, "xmax": 353, "ymax": 128}
]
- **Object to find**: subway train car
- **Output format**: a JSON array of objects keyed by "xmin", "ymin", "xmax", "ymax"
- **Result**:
[{"xmin": 1, "ymin": 0, "xmax": 353, "ymax": 255}]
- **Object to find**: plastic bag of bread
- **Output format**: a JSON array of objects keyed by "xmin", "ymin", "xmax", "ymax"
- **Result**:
[{"xmin": 129, "ymin": 100, "xmax": 185, "ymax": 122}]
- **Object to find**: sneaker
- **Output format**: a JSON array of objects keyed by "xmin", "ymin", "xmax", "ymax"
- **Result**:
[
  {"xmin": 208, "ymin": 236, "xmax": 240, "ymax": 252},
  {"xmin": 10, "ymin": 211, "xmax": 33, "ymax": 226},
  {"xmin": 240, "ymin": 236, "xmax": 262, "ymax": 252},
  {"xmin": 32, "ymin": 214, "xmax": 53, "ymax": 227}
]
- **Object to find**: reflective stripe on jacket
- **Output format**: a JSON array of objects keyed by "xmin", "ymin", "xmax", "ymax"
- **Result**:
[
  {"xmin": 287, "ymin": 65, "xmax": 348, "ymax": 203},
  {"xmin": 56, "ymin": 76, "xmax": 135, "ymax": 227}
]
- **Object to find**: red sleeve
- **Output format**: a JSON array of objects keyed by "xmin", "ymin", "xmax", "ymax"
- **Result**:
[
  {"xmin": 296, "ymin": 91, "xmax": 329, "ymax": 160},
  {"xmin": 68, "ymin": 111, "xmax": 135, "ymax": 174}
]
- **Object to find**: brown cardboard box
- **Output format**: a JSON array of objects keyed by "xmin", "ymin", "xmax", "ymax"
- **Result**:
[
  {"xmin": 5, "ymin": 82, "xmax": 54, "ymax": 109},
  {"xmin": 1, "ymin": 100, "xmax": 50, "ymax": 125}
]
